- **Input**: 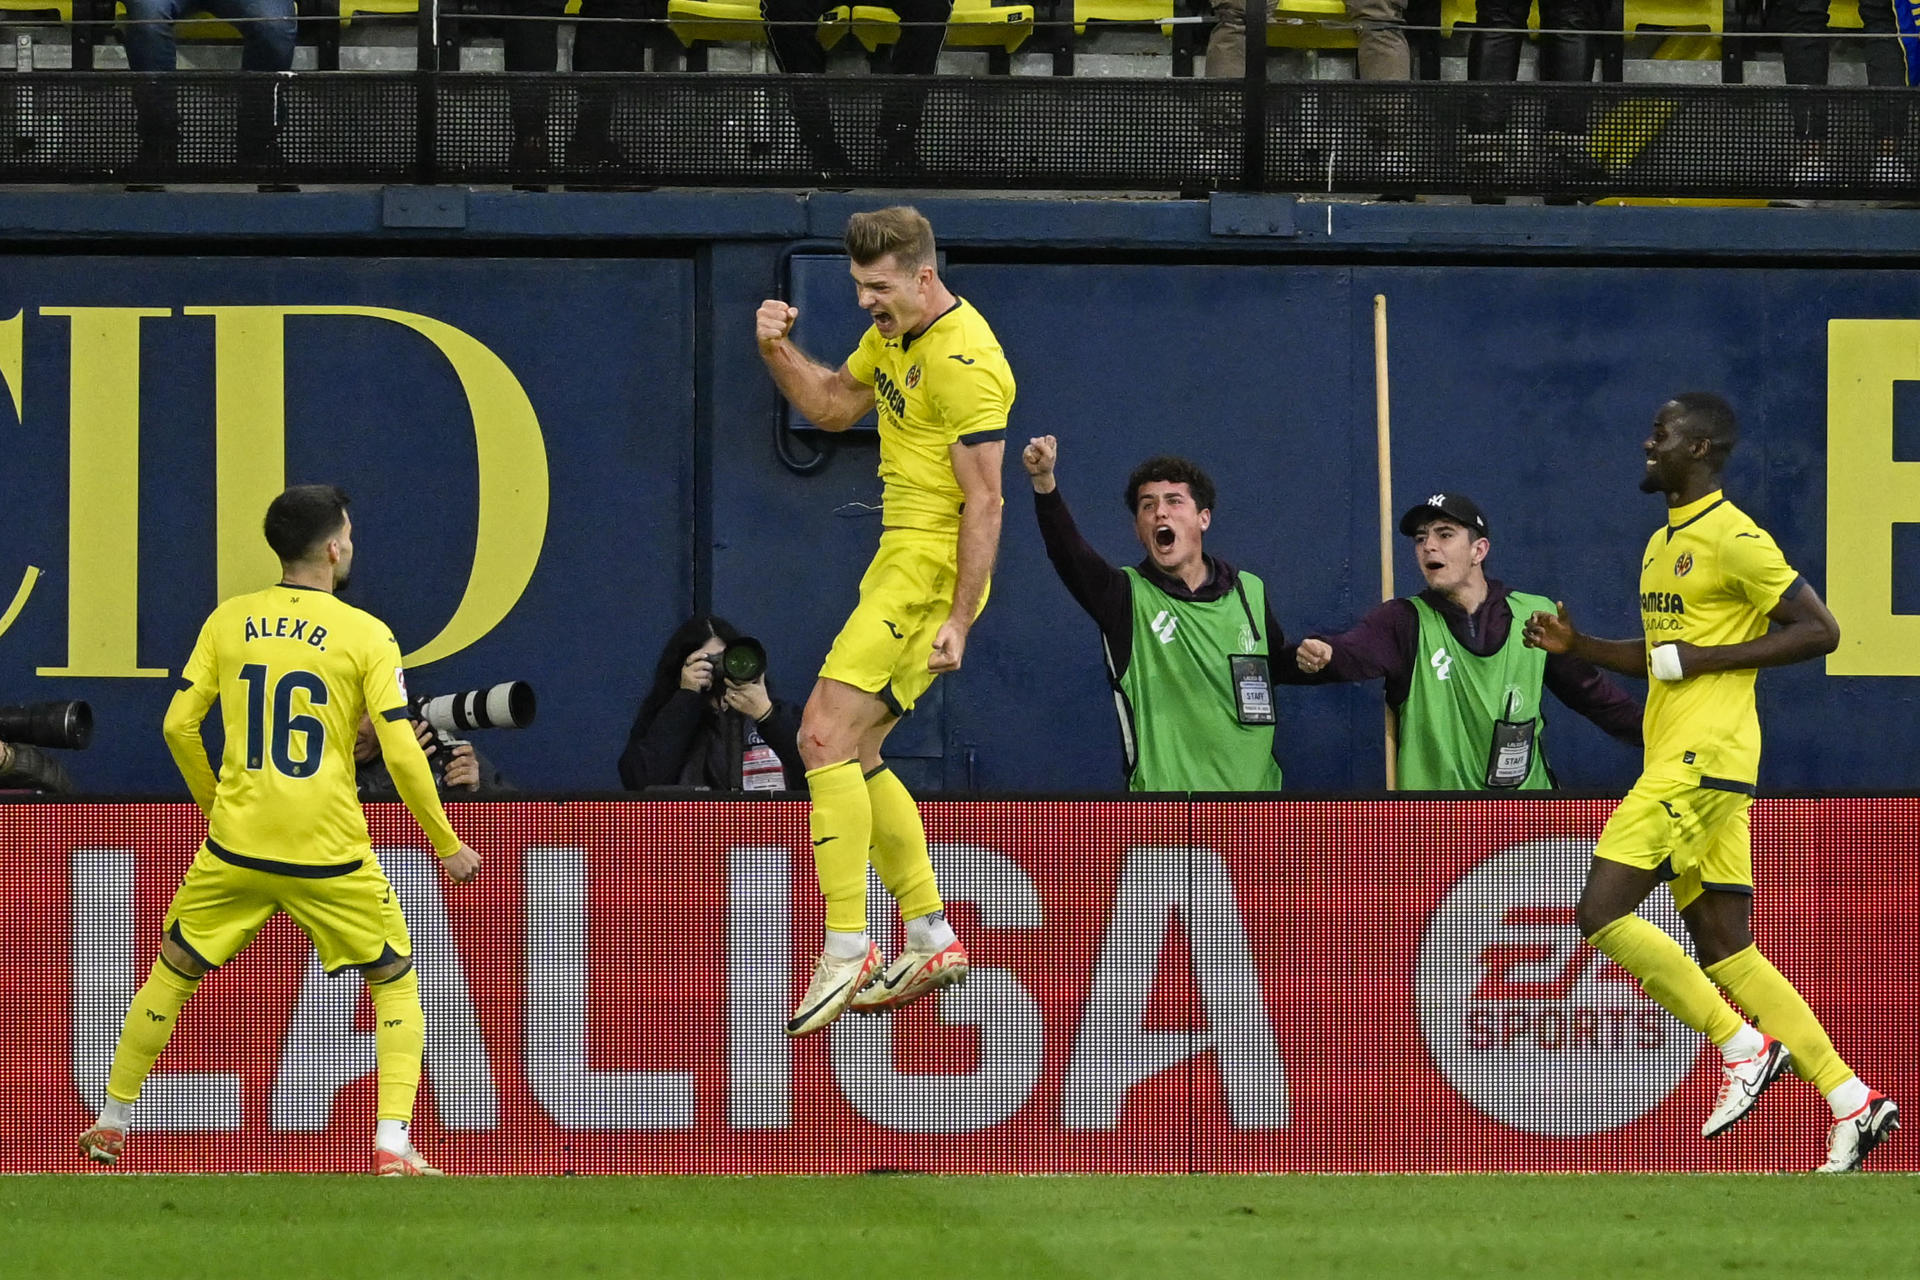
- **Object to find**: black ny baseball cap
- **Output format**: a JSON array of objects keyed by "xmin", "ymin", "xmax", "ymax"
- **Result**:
[{"xmin": 1399, "ymin": 492, "xmax": 1489, "ymax": 538}]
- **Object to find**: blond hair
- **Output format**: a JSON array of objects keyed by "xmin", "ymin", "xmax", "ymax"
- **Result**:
[{"xmin": 844, "ymin": 206, "xmax": 936, "ymax": 270}]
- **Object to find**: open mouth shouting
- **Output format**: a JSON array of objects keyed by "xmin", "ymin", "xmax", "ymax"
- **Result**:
[{"xmin": 1154, "ymin": 525, "xmax": 1176, "ymax": 553}]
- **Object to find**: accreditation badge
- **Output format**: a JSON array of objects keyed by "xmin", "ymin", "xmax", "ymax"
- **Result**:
[
  {"xmin": 1230, "ymin": 654, "xmax": 1274, "ymax": 726},
  {"xmin": 1484, "ymin": 691, "xmax": 1535, "ymax": 788}
]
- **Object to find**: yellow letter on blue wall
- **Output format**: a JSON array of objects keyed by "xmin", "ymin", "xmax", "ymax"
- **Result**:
[{"xmin": 1827, "ymin": 319, "xmax": 1920, "ymax": 676}]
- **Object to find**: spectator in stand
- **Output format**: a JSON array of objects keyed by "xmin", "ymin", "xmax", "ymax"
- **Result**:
[
  {"xmin": 1208, "ymin": 0, "xmax": 1409, "ymax": 81},
  {"xmin": 0, "ymin": 739, "xmax": 75, "ymax": 794},
  {"xmin": 760, "ymin": 0, "xmax": 955, "ymax": 172},
  {"xmin": 1765, "ymin": 0, "xmax": 1911, "ymax": 183},
  {"xmin": 618, "ymin": 615, "xmax": 804, "ymax": 791},
  {"xmin": 121, "ymin": 0, "xmax": 294, "ymax": 169},
  {"xmin": 1293, "ymin": 492, "xmax": 1641, "ymax": 789},
  {"xmin": 494, "ymin": 0, "xmax": 654, "ymax": 173},
  {"xmin": 1461, "ymin": 0, "xmax": 1596, "ymax": 160}
]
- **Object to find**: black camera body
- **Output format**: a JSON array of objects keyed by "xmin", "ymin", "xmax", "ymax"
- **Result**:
[{"xmin": 0, "ymin": 700, "xmax": 93, "ymax": 751}]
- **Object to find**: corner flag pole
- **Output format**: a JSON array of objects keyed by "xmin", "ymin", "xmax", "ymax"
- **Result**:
[{"xmin": 1373, "ymin": 294, "xmax": 1398, "ymax": 791}]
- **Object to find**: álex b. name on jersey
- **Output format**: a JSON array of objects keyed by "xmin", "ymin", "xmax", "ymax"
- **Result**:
[{"xmin": 242, "ymin": 615, "xmax": 330, "ymax": 650}]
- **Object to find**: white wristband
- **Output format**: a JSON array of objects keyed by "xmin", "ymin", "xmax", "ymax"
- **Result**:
[{"xmin": 1649, "ymin": 644, "xmax": 1685, "ymax": 682}]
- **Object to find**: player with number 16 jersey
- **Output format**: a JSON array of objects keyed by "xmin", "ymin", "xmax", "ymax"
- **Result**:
[
  {"xmin": 77, "ymin": 485, "xmax": 478, "ymax": 1179},
  {"xmin": 170, "ymin": 582, "xmax": 459, "ymax": 869}
]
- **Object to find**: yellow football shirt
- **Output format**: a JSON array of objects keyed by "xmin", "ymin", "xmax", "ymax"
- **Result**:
[
  {"xmin": 163, "ymin": 584, "xmax": 461, "ymax": 867},
  {"xmin": 844, "ymin": 298, "xmax": 1015, "ymax": 534},
  {"xmin": 1637, "ymin": 491, "xmax": 1803, "ymax": 787}
]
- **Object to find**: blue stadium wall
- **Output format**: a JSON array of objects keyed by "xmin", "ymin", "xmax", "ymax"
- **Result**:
[{"xmin": 1, "ymin": 191, "xmax": 1916, "ymax": 795}]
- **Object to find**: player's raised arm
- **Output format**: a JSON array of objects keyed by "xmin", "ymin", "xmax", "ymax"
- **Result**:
[{"xmin": 755, "ymin": 299, "xmax": 876, "ymax": 432}]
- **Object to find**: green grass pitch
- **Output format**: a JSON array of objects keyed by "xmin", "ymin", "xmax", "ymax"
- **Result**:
[{"xmin": 9, "ymin": 1174, "xmax": 1917, "ymax": 1278}]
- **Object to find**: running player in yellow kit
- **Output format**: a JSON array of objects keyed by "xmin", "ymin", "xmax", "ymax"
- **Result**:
[
  {"xmin": 1527, "ymin": 393, "xmax": 1896, "ymax": 1172},
  {"xmin": 75, "ymin": 485, "xmax": 480, "ymax": 1175},
  {"xmin": 756, "ymin": 207, "xmax": 1014, "ymax": 1036}
]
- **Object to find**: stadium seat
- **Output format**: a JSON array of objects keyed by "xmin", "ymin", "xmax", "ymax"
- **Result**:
[
  {"xmin": 1071, "ymin": 0, "xmax": 1173, "ymax": 37},
  {"xmin": 1266, "ymin": 0, "xmax": 1357, "ymax": 50},
  {"xmin": 0, "ymin": 0, "xmax": 73, "ymax": 23},
  {"xmin": 335, "ymin": 0, "xmax": 414, "ymax": 25},
  {"xmin": 667, "ymin": 0, "xmax": 766, "ymax": 43},
  {"xmin": 1829, "ymin": 0, "xmax": 1861, "ymax": 27},
  {"xmin": 667, "ymin": 0, "xmax": 846, "ymax": 48},
  {"xmin": 1622, "ymin": 0, "xmax": 1721, "ymax": 59},
  {"xmin": 1434, "ymin": 0, "xmax": 1540, "ymax": 36},
  {"xmin": 1598, "ymin": 0, "xmax": 1722, "ymax": 76},
  {"xmin": 840, "ymin": 2, "xmax": 1033, "ymax": 51}
]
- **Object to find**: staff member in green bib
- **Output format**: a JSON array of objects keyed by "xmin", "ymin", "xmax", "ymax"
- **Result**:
[
  {"xmin": 1025, "ymin": 435, "xmax": 1311, "ymax": 791},
  {"xmin": 1295, "ymin": 492, "xmax": 1641, "ymax": 789}
]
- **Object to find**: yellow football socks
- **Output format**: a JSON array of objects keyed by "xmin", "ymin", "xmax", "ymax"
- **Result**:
[
  {"xmin": 1588, "ymin": 915, "xmax": 1744, "ymax": 1046},
  {"xmin": 1705, "ymin": 944, "xmax": 1852, "ymax": 1094},
  {"xmin": 370, "ymin": 965, "xmax": 425, "ymax": 1124},
  {"xmin": 105, "ymin": 957, "xmax": 200, "ymax": 1105},
  {"xmin": 806, "ymin": 760, "xmax": 871, "ymax": 934},
  {"xmin": 865, "ymin": 765, "xmax": 944, "ymax": 924}
]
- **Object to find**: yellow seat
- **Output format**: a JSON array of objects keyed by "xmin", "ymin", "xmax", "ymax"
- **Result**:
[
  {"xmin": 1622, "ymin": 0, "xmax": 1721, "ymax": 59},
  {"xmin": 842, "ymin": 1, "xmax": 1033, "ymax": 51},
  {"xmin": 1266, "ymin": 0, "xmax": 1357, "ymax": 49},
  {"xmin": 0, "ymin": 0, "xmax": 74, "ymax": 22},
  {"xmin": 667, "ymin": 0, "xmax": 846, "ymax": 47},
  {"xmin": 1434, "ymin": 0, "xmax": 1540, "ymax": 38},
  {"xmin": 1072, "ymin": 0, "xmax": 1173, "ymax": 37},
  {"xmin": 1829, "ymin": 0, "xmax": 1861, "ymax": 27},
  {"xmin": 336, "ymin": 0, "xmax": 416, "ymax": 24}
]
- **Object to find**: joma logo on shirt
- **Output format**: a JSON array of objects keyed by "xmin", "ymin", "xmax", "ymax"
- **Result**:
[
  {"xmin": 1430, "ymin": 647, "xmax": 1453, "ymax": 681},
  {"xmin": 873, "ymin": 368, "xmax": 908, "ymax": 419},
  {"xmin": 1151, "ymin": 611, "xmax": 1178, "ymax": 644}
]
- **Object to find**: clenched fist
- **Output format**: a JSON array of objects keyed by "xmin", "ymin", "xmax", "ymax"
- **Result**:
[
  {"xmin": 756, "ymin": 299, "xmax": 799, "ymax": 350},
  {"xmin": 1023, "ymin": 435, "xmax": 1058, "ymax": 494}
]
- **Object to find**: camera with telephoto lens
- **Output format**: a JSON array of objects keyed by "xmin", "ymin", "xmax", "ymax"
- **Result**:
[
  {"xmin": 0, "ymin": 700, "xmax": 93, "ymax": 751},
  {"xmin": 412, "ymin": 682, "xmax": 537, "ymax": 735},
  {"xmin": 715, "ymin": 638, "xmax": 766, "ymax": 685},
  {"xmin": 407, "ymin": 683, "xmax": 536, "ymax": 784}
]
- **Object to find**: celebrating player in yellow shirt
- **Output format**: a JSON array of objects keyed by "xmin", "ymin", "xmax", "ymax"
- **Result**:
[
  {"xmin": 76, "ymin": 485, "xmax": 481, "ymax": 1176},
  {"xmin": 1526, "ymin": 393, "xmax": 1896, "ymax": 1172},
  {"xmin": 756, "ymin": 207, "xmax": 1014, "ymax": 1037}
]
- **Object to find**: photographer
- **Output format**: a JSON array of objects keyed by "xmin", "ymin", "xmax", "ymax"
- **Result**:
[
  {"xmin": 0, "ymin": 739, "xmax": 76, "ymax": 794},
  {"xmin": 618, "ymin": 615, "xmax": 803, "ymax": 792},
  {"xmin": 354, "ymin": 713, "xmax": 510, "ymax": 799},
  {"xmin": 0, "ymin": 700, "xmax": 90, "ymax": 794}
]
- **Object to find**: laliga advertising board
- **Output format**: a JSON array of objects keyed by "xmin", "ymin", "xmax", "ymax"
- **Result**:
[{"xmin": 3, "ymin": 799, "xmax": 1911, "ymax": 1173}]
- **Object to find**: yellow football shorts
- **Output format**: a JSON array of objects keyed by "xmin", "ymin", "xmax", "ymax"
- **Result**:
[
  {"xmin": 1592, "ymin": 774, "xmax": 1754, "ymax": 909},
  {"xmin": 163, "ymin": 845, "xmax": 413, "ymax": 974},
  {"xmin": 820, "ymin": 528, "xmax": 988, "ymax": 717}
]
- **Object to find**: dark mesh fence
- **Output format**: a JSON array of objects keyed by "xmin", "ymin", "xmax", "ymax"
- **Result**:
[
  {"xmin": 4, "ymin": 798, "xmax": 1915, "ymax": 1174},
  {"xmin": 3, "ymin": 71, "xmax": 1920, "ymax": 197}
]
